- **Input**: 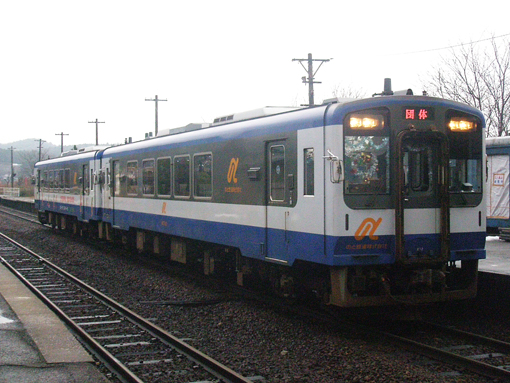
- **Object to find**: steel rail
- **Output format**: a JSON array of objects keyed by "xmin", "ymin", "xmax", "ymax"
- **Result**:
[
  {"xmin": 0, "ymin": 232, "xmax": 253, "ymax": 383},
  {"xmin": 377, "ymin": 324, "xmax": 510, "ymax": 380}
]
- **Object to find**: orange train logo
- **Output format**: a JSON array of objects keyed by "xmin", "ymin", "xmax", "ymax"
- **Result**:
[
  {"xmin": 227, "ymin": 158, "xmax": 239, "ymax": 183},
  {"xmin": 354, "ymin": 218, "xmax": 382, "ymax": 241}
]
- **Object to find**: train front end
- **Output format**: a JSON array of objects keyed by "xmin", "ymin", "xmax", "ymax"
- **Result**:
[{"xmin": 326, "ymin": 92, "xmax": 485, "ymax": 307}]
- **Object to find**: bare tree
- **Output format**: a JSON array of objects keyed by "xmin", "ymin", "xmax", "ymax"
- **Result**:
[
  {"xmin": 18, "ymin": 149, "xmax": 49, "ymax": 179},
  {"xmin": 331, "ymin": 83, "xmax": 366, "ymax": 99},
  {"xmin": 424, "ymin": 37, "xmax": 510, "ymax": 137}
]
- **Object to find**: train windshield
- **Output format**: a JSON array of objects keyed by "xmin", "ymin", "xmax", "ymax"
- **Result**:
[{"xmin": 344, "ymin": 136, "xmax": 390, "ymax": 195}]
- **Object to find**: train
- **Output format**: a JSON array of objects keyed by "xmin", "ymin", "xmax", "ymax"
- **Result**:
[
  {"xmin": 34, "ymin": 79, "xmax": 486, "ymax": 308},
  {"xmin": 486, "ymin": 136, "xmax": 510, "ymax": 240}
]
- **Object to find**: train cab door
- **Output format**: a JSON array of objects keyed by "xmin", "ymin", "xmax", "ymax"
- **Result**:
[
  {"xmin": 395, "ymin": 130, "xmax": 450, "ymax": 263},
  {"xmin": 265, "ymin": 141, "xmax": 291, "ymax": 263}
]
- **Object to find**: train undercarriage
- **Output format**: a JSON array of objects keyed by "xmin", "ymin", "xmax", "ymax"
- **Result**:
[{"xmin": 38, "ymin": 210, "xmax": 479, "ymax": 309}]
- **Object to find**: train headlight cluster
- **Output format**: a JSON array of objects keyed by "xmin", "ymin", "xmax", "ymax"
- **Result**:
[
  {"xmin": 448, "ymin": 117, "xmax": 476, "ymax": 132},
  {"xmin": 349, "ymin": 114, "xmax": 384, "ymax": 130}
]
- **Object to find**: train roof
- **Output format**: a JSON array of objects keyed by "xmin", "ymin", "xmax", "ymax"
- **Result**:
[{"xmin": 486, "ymin": 136, "xmax": 510, "ymax": 147}]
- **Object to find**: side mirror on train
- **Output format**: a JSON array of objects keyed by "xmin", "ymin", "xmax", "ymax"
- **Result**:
[
  {"xmin": 324, "ymin": 150, "xmax": 344, "ymax": 183},
  {"xmin": 330, "ymin": 159, "xmax": 344, "ymax": 183}
]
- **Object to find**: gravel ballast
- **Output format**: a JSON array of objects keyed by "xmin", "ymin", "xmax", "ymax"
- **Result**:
[{"xmin": 0, "ymin": 214, "xmax": 496, "ymax": 382}]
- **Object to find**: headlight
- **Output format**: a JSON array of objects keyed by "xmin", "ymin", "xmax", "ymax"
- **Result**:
[
  {"xmin": 448, "ymin": 117, "xmax": 476, "ymax": 131},
  {"xmin": 349, "ymin": 114, "xmax": 384, "ymax": 130}
]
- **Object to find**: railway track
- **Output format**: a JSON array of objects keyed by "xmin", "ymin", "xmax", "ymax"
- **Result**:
[
  {"xmin": 0, "ymin": 231, "xmax": 255, "ymax": 383},
  {"xmin": 2, "ymin": 203, "xmax": 510, "ymax": 381},
  {"xmin": 373, "ymin": 320, "xmax": 510, "ymax": 380},
  {"xmin": 0, "ymin": 204, "xmax": 40, "ymax": 223}
]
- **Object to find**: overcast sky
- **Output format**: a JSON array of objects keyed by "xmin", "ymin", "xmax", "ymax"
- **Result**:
[{"xmin": 1, "ymin": 1, "xmax": 509, "ymax": 148}]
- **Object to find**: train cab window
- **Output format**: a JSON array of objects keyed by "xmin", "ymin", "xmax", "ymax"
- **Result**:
[
  {"xmin": 446, "ymin": 111, "xmax": 483, "ymax": 206},
  {"xmin": 142, "ymin": 159, "xmax": 155, "ymax": 196},
  {"xmin": 157, "ymin": 158, "xmax": 172, "ymax": 196},
  {"xmin": 304, "ymin": 148, "xmax": 314, "ymax": 196},
  {"xmin": 127, "ymin": 161, "xmax": 138, "ymax": 195},
  {"xmin": 194, "ymin": 153, "xmax": 212, "ymax": 198},
  {"xmin": 270, "ymin": 145, "xmax": 285, "ymax": 202},
  {"xmin": 344, "ymin": 136, "xmax": 390, "ymax": 195},
  {"xmin": 174, "ymin": 155, "xmax": 190, "ymax": 198},
  {"xmin": 90, "ymin": 169, "xmax": 94, "ymax": 191},
  {"xmin": 403, "ymin": 144, "xmax": 432, "ymax": 193}
]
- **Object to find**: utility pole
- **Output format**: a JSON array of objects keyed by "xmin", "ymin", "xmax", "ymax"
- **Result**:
[
  {"xmin": 145, "ymin": 95, "xmax": 167, "ymax": 136},
  {"xmin": 88, "ymin": 119, "xmax": 105, "ymax": 145},
  {"xmin": 9, "ymin": 146, "xmax": 15, "ymax": 188},
  {"xmin": 35, "ymin": 139, "xmax": 45, "ymax": 161},
  {"xmin": 292, "ymin": 53, "xmax": 332, "ymax": 106},
  {"xmin": 55, "ymin": 132, "xmax": 69, "ymax": 153}
]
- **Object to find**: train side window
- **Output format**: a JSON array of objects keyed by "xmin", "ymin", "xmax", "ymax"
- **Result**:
[
  {"xmin": 157, "ymin": 157, "xmax": 172, "ymax": 197},
  {"xmin": 43, "ymin": 171, "xmax": 48, "ymax": 191},
  {"xmin": 174, "ymin": 155, "xmax": 190, "ymax": 198},
  {"xmin": 90, "ymin": 169, "xmax": 94, "ymax": 191},
  {"xmin": 304, "ymin": 148, "xmax": 314, "ymax": 196},
  {"xmin": 142, "ymin": 159, "xmax": 155, "ymax": 196},
  {"xmin": 49, "ymin": 170, "xmax": 54, "ymax": 190},
  {"xmin": 194, "ymin": 153, "xmax": 212, "ymax": 199},
  {"xmin": 270, "ymin": 145, "xmax": 285, "ymax": 202},
  {"xmin": 64, "ymin": 168, "xmax": 71, "ymax": 193},
  {"xmin": 127, "ymin": 161, "xmax": 138, "ymax": 195}
]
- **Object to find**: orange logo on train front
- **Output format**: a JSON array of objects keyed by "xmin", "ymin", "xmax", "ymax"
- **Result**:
[
  {"xmin": 355, "ymin": 218, "xmax": 382, "ymax": 241},
  {"xmin": 227, "ymin": 158, "xmax": 239, "ymax": 183}
]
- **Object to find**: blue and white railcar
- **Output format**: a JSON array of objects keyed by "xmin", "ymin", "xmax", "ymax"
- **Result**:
[
  {"xmin": 34, "ymin": 82, "xmax": 486, "ymax": 308},
  {"xmin": 34, "ymin": 147, "xmax": 106, "ymax": 231}
]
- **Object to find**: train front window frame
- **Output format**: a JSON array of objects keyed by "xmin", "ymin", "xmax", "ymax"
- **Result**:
[{"xmin": 446, "ymin": 110, "xmax": 483, "ymax": 207}]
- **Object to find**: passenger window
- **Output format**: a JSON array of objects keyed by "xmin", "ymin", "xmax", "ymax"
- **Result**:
[
  {"xmin": 174, "ymin": 155, "xmax": 190, "ymax": 197},
  {"xmin": 157, "ymin": 158, "xmax": 171, "ymax": 196},
  {"xmin": 127, "ymin": 161, "xmax": 138, "ymax": 195},
  {"xmin": 64, "ymin": 168, "xmax": 71, "ymax": 192},
  {"xmin": 194, "ymin": 153, "xmax": 212, "ymax": 198},
  {"xmin": 304, "ymin": 148, "xmax": 314, "ymax": 196},
  {"xmin": 142, "ymin": 159, "xmax": 155, "ymax": 195}
]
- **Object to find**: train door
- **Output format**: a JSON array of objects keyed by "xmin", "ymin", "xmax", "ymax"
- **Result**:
[
  {"xmin": 395, "ymin": 130, "xmax": 450, "ymax": 263},
  {"xmin": 80, "ymin": 163, "xmax": 89, "ymax": 221},
  {"xmin": 265, "ymin": 141, "xmax": 291, "ymax": 263},
  {"xmin": 102, "ymin": 159, "xmax": 112, "ymax": 222},
  {"xmin": 111, "ymin": 160, "xmax": 119, "ymax": 227}
]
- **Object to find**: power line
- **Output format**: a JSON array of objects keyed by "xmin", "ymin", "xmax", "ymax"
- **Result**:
[{"xmin": 388, "ymin": 32, "xmax": 510, "ymax": 56}]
